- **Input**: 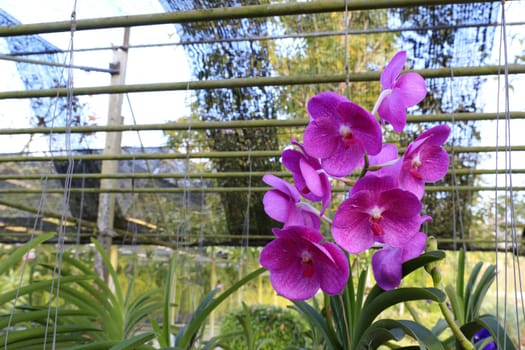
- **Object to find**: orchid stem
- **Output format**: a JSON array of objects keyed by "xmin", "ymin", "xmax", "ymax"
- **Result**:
[
  {"xmin": 358, "ymin": 154, "xmax": 369, "ymax": 179},
  {"xmin": 429, "ymin": 266, "xmax": 474, "ymax": 350},
  {"xmin": 321, "ymin": 215, "xmax": 333, "ymax": 225},
  {"xmin": 405, "ymin": 302, "xmax": 423, "ymax": 325}
]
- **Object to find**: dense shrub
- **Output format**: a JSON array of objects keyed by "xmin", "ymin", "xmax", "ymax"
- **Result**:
[{"xmin": 218, "ymin": 304, "xmax": 309, "ymax": 349}]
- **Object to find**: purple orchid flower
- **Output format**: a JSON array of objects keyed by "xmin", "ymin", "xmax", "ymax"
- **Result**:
[
  {"xmin": 398, "ymin": 124, "xmax": 450, "ymax": 199},
  {"xmin": 262, "ymin": 174, "xmax": 321, "ymax": 230},
  {"xmin": 472, "ymin": 328, "xmax": 497, "ymax": 350},
  {"xmin": 371, "ymin": 231, "xmax": 427, "ymax": 290},
  {"xmin": 303, "ymin": 91, "xmax": 382, "ymax": 177},
  {"xmin": 282, "ymin": 139, "xmax": 331, "ymax": 214},
  {"xmin": 259, "ymin": 225, "xmax": 349, "ymax": 300},
  {"xmin": 332, "ymin": 174, "xmax": 423, "ymax": 254},
  {"xmin": 376, "ymin": 51, "xmax": 427, "ymax": 132}
]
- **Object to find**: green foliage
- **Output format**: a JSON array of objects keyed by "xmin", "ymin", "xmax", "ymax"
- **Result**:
[
  {"xmin": 293, "ymin": 251, "xmax": 447, "ymax": 350},
  {"xmin": 217, "ymin": 303, "xmax": 309, "ymax": 350},
  {"xmin": 0, "ymin": 235, "xmax": 162, "ymax": 350},
  {"xmin": 438, "ymin": 249, "xmax": 517, "ymax": 349}
]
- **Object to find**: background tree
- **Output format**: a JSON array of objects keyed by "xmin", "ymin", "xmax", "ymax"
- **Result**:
[
  {"xmin": 391, "ymin": 3, "xmax": 499, "ymax": 249},
  {"xmin": 159, "ymin": 0, "xmax": 280, "ymax": 245}
]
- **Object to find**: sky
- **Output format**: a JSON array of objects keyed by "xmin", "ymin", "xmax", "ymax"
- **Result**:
[{"xmin": 0, "ymin": 0, "xmax": 191, "ymax": 152}]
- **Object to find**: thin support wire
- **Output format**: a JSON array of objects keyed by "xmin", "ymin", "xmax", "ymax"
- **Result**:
[
  {"xmin": 45, "ymin": 3, "xmax": 79, "ymax": 350},
  {"xmin": 499, "ymin": 1, "xmax": 524, "ymax": 345},
  {"xmin": 125, "ymin": 93, "xmax": 167, "ymax": 227},
  {"xmin": 448, "ymin": 66, "xmax": 467, "ymax": 251}
]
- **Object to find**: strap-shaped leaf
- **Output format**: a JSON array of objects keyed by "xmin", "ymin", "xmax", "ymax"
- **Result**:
[
  {"xmin": 359, "ymin": 319, "xmax": 445, "ymax": 350},
  {"xmin": 109, "ymin": 332, "xmax": 156, "ymax": 350},
  {"xmin": 174, "ymin": 267, "xmax": 265, "ymax": 349},
  {"xmin": 467, "ymin": 264, "xmax": 496, "ymax": 320},
  {"xmin": 293, "ymin": 300, "xmax": 342, "ymax": 350},
  {"xmin": 462, "ymin": 315, "xmax": 517, "ymax": 350},
  {"xmin": 445, "ymin": 284, "xmax": 465, "ymax": 325},
  {"xmin": 355, "ymin": 287, "xmax": 445, "ymax": 347},
  {"xmin": 0, "ymin": 232, "xmax": 54, "ymax": 276},
  {"xmin": 355, "ymin": 323, "xmax": 404, "ymax": 349}
]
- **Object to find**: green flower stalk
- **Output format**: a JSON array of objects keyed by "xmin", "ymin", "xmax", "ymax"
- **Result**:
[{"xmin": 425, "ymin": 237, "xmax": 474, "ymax": 350}]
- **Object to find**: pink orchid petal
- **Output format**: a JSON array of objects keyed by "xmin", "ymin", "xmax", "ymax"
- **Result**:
[
  {"xmin": 380, "ymin": 51, "xmax": 407, "ymax": 89},
  {"xmin": 285, "ymin": 206, "xmax": 321, "ymax": 229},
  {"xmin": 373, "ymin": 157, "xmax": 402, "ymax": 180},
  {"xmin": 395, "ymin": 72, "xmax": 427, "ymax": 107},
  {"xmin": 332, "ymin": 197, "xmax": 375, "ymax": 253},
  {"xmin": 307, "ymin": 91, "xmax": 347, "ymax": 121},
  {"xmin": 270, "ymin": 268, "xmax": 320, "ymax": 300},
  {"xmin": 299, "ymin": 157, "xmax": 324, "ymax": 197},
  {"xmin": 401, "ymin": 232, "xmax": 427, "ymax": 262},
  {"xmin": 281, "ymin": 149, "xmax": 301, "ymax": 174},
  {"xmin": 372, "ymin": 247, "xmax": 403, "ymax": 290},
  {"xmin": 351, "ymin": 174, "xmax": 397, "ymax": 195},
  {"xmin": 319, "ymin": 175, "xmax": 332, "ymax": 214},
  {"xmin": 304, "ymin": 119, "xmax": 339, "ymax": 158},
  {"xmin": 337, "ymin": 101, "xmax": 382, "ymax": 155},
  {"xmin": 263, "ymin": 190, "xmax": 291, "ymax": 222},
  {"xmin": 321, "ymin": 141, "xmax": 364, "ymax": 177},
  {"xmin": 273, "ymin": 226, "xmax": 323, "ymax": 243},
  {"xmin": 399, "ymin": 173, "xmax": 425, "ymax": 199},
  {"xmin": 319, "ymin": 242, "xmax": 350, "ymax": 295},
  {"xmin": 260, "ymin": 238, "xmax": 298, "ymax": 270},
  {"xmin": 369, "ymin": 143, "xmax": 399, "ymax": 166},
  {"xmin": 417, "ymin": 124, "xmax": 451, "ymax": 145},
  {"xmin": 260, "ymin": 226, "xmax": 349, "ymax": 300},
  {"xmin": 377, "ymin": 94, "xmax": 407, "ymax": 132},
  {"xmin": 417, "ymin": 146, "xmax": 450, "ymax": 181},
  {"xmin": 262, "ymin": 174, "xmax": 300, "ymax": 202}
]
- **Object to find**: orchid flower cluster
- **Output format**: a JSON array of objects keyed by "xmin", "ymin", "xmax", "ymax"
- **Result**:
[{"xmin": 260, "ymin": 51, "xmax": 451, "ymax": 300}]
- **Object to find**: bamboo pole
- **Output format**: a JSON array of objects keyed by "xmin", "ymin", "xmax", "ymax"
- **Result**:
[
  {"xmin": 0, "ymin": 111, "xmax": 523, "ymax": 135},
  {"xmin": 95, "ymin": 28, "xmax": 129, "ymax": 283},
  {"xmin": 0, "ymin": 0, "xmax": 499, "ymax": 37},
  {"xmin": 0, "ymin": 145, "xmax": 523, "ymax": 163},
  {"xmin": 0, "ymin": 185, "xmax": 523, "ymax": 194},
  {"xmin": 0, "ymin": 168, "xmax": 523, "ymax": 181},
  {"xmin": 0, "ymin": 64, "xmax": 523, "ymax": 99}
]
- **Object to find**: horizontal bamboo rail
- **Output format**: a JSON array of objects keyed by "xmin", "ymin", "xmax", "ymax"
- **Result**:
[
  {"xmin": 0, "ymin": 65, "xmax": 523, "ymax": 100},
  {"xmin": 0, "ymin": 0, "xmax": 500, "ymax": 37},
  {"xmin": 0, "ymin": 168, "xmax": 523, "ymax": 181},
  {"xmin": 1, "ymin": 185, "xmax": 523, "ymax": 195},
  {"xmin": 0, "ymin": 112, "xmax": 523, "ymax": 135},
  {"xmin": 0, "ymin": 145, "xmax": 523, "ymax": 163}
]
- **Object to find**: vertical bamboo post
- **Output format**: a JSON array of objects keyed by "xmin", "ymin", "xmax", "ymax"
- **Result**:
[
  {"xmin": 95, "ymin": 28, "xmax": 129, "ymax": 283},
  {"xmin": 209, "ymin": 247, "xmax": 217, "ymax": 337}
]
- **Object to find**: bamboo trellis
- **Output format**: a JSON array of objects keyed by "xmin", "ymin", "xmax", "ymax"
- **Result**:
[{"xmin": 0, "ymin": 0, "xmax": 522, "ymax": 247}]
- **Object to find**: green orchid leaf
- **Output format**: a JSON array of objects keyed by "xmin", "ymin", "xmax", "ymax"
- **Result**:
[
  {"xmin": 445, "ymin": 284, "xmax": 464, "ymax": 325},
  {"xmin": 293, "ymin": 300, "xmax": 342, "ymax": 350},
  {"xmin": 355, "ymin": 323, "xmax": 404, "ymax": 349},
  {"xmin": 468, "ymin": 264, "xmax": 496, "ymax": 320},
  {"xmin": 91, "ymin": 238, "xmax": 124, "ymax": 307},
  {"xmin": 456, "ymin": 249, "xmax": 466, "ymax": 306},
  {"xmin": 108, "ymin": 332, "xmax": 156, "ymax": 350},
  {"xmin": 463, "ymin": 262, "xmax": 482, "ymax": 317},
  {"xmin": 174, "ymin": 267, "xmax": 265, "ymax": 349},
  {"xmin": 462, "ymin": 315, "xmax": 517, "ymax": 350},
  {"xmin": 431, "ymin": 319, "xmax": 449, "ymax": 337},
  {"xmin": 0, "ymin": 232, "xmax": 54, "ymax": 276},
  {"xmin": 359, "ymin": 319, "xmax": 445, "ymax": 350},
  {"xmin": 355, "ymin": 287, "xmax": 445, "ymax": 346},
  {"xmin": 0, "ymin": 324, "xmax": 102, "ymax": 348}
]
